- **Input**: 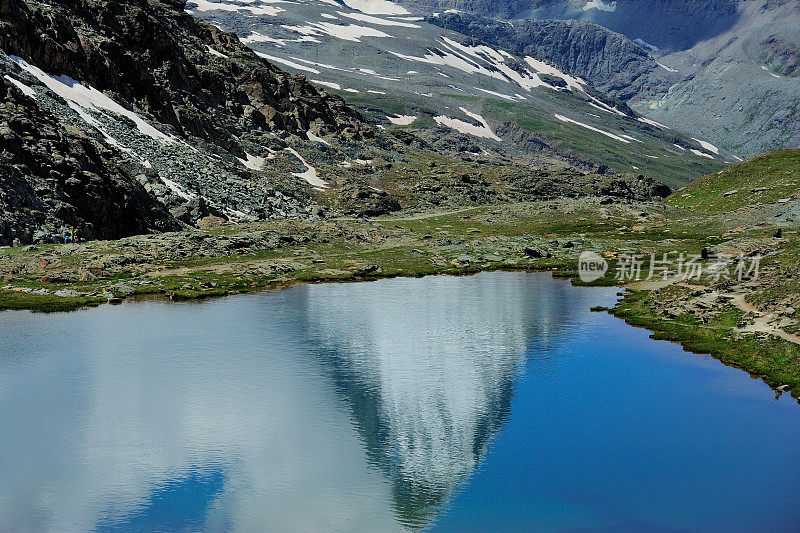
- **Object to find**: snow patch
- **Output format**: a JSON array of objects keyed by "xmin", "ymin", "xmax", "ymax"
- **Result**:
[
  {"xmin": 161, "ymin": 177, "xmax": 197, "ymax": 201},
  {"xmin": 237, "ymin": 153, "xmax": 266, "ymax": 170},
  {"xmin": 256, "ymin": 52, "xmax": 321, "ymax": 74},
  {"xmin": 286, "ymin": 148, "xmax": 327, "ymax": 188},
  {"xmin": 282, "ymin": 22, "xmax": 391, "ymax": 42},
  {"xmin": 311, "ymin": 79, "xmax": 341, "ymax": 90},
  {"xmin": 206, "ymin": 46, "xmax": 228, "ymax": 59},
  {"xmin": 634, "ymin": 38, "xmax": 659, "ymax": 52},
  {"xmin": 434, "ymin": 108, "xmax": 501, "ymax": 141},
  {"xmin": 583, "ymin": 0, "xmax": 617, "ymax": 12},
  {"xmin": 692, "ymin": 137, "xmax": 720, "ymax": 155},
  {"xmin": 554, "ymin": 114, "xmax": 631, "ymax": 143},
  {"xmin": 4, "ymin": 75, "xmax": 36, "ymax": 98},
  {"xmin": 656, "ymin": 61, "xmax": 678, "ymax": 73},
  {"xmin": 338, "ymin": 11, "xmax": 420, "ymax": 28},
  {"xmin": 523, "ymin": 56, "xmax": 586, "ymax": 92},
  {"xmin": 341, "ymin": 0, "xmax": 409, "ymax": 15},
  {"xmin": 690, "ymin": 149, "xmax": 716, "ymax": 160},
  {"xmin": 388, "ymin": 114, "xmax": 417, "ymax": 126},
  {"xmin": 588, "ymin": 97, "xmax": 626, "ymax": 117},
  {"xmin": 474, "ymin": 87, "xmax": 516, "ymax": 101},
  {"xmin": 637, "ymin": 117, "xmax": 667, "ymax": 129},
  {"xmin": 186, "ymin": 0, "xmax": 283, "ymax": 16},
  {"xmin": 307, "ymin": 130, "xmax": 331, "ymax": 145}
]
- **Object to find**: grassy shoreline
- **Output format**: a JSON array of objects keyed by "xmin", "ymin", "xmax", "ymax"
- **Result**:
[{"xmin": 2, "ymin": 251, "xmax": 798, "ymax": 403}]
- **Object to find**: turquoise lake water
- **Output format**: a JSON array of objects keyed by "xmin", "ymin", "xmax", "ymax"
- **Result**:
[{"xmin": 1, "ymin": 271, "xmax": 799, "ymax": 531}]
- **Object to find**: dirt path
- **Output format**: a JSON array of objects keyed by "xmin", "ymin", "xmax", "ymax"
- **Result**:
[
  {"xmin": 336, "ymin": 206, "xmax": 484, "ymax": 223},
  {"xmin": 729, "ymin": 293, "xmax": 800, "ymax": 345}
]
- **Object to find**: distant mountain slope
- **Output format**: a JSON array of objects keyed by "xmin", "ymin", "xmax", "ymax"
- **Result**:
[
  {"xmin": 426, "ymin": 12, "xmax": 680, "ymax": 105},
  {"xmin": 647, "ymin": 0, "xmax": 800, "ymax": 158},
  {"xmin": 399, "ymin": 0, "xmax": 800, "ymax": 157},
  {"xmin": 394, "ymin": 0, "xmax": 740, "ymax": 52},
  {"xmin": 186, "ymin": 0, "xmax": 725, "ymax": 187}
]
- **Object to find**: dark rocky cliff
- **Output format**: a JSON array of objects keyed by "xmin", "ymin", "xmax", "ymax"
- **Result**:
[
  {"xmin": 0, "ymin": 0, "xmax": 375, "ymax": 244},
  {"xmin": 0, "ymin": 0, "xmax": 370, "ymax": 151}
]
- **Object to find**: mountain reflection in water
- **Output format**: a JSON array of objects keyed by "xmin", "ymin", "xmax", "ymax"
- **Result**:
[
  {"xmin": 297, "ymin": 273, "xmax": 581, "ymax": 528},
  {"xmin": 0, "ymin": 272, "xmax": 586, "ymax": 531},
  {"xmin": 6, "ymin": 272, "xmax": 797, "ymax": 532}
]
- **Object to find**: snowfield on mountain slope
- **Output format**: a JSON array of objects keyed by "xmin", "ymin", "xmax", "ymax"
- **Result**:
[
  {"xmin": 285, "ymin": 148, "xmax": 327, "ymax": 189},
  {"xmin": 434, "ymin": 108, "xmax": 501, "ymax": 141},
  {"xmin": 554, "ymin": 114, "xmax": 630, "ymax": 144},
  {"xmin": 388, "ymin": 114, "xmax": 418, "ymax": 125},
  {"xmin": 187, "ymin": 0, "xmax": 284, "ymax": 17},
  {"xmin": 341, "ymin": 0, "xmax": 410, "ymax": 15},
  {"xmin": 12, "ymin": 56, "xmax": 175, "ymax": 145}
]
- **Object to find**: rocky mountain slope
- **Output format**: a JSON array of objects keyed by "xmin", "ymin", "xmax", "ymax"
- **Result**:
[
  {"xmin": 395, "ymin": 0, "xmax": 740, "ymax": 52},
  {"xmin": 0, "ymin": 0, "xmax": 725, "ymax": 247},
  {"xmin": 0, "ymin": 0, "xmax": 382, "ymax": 245},
  {"xmin": 647, "ymin": 0, "xmax": 800, "ymax": 158}
]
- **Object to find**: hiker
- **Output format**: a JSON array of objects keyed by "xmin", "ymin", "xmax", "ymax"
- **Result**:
[{"xmin": 75, "ymin": 226, "xmax": 82, "ymax": 244}]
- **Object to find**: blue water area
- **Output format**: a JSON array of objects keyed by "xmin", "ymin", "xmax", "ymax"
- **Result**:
[{"xmin": 0, "ymin": 271, "xmax": 799, "ymax": 532}]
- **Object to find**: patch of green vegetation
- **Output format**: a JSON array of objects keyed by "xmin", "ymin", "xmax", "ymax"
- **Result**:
[
  {"xmin": 668, "ymin": 149, "xmax": 800, "ymax": 212},
  {"xmin": 0, "ymin": 290, "xmax": 104, "ymax": 313},
  {"xmin": 486, "ymin": 98, "xmax": 723, "ymax": 188}
]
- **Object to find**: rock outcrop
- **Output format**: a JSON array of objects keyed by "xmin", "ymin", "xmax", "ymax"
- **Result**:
[
  {"xmin": 0, "ymin": 0, "xmax": 370, "ymax": 148},
  {"xmin": 0, "ymin": 63, "xmax": 180, "ymax": 245}
]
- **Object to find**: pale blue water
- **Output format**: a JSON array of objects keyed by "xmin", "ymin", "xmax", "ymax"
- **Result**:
[{"xmin": 1, "ymin": 271, "xmax": 799, "ymax": 532}]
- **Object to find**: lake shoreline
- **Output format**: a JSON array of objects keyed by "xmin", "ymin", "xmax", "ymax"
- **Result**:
[{"xmin": 2, "ymin": 200, "xmax": 799, "ymax": 402}]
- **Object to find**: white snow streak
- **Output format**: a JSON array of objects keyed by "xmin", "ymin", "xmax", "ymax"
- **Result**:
[
  {"xmin": 187, "ymin": 0, "xmax": 284, "ymax": 16},
  {"xmin": 434, "ymin": 108, "xmax": 501, "ymax": 141},
  {"xmin": 237, "ymin": 153, "xmax": 266, "ymax": 170},
  {"xmin": 692, "ymin": 137, "xmax": 720, "ymax": 155},
  {"xmin": 4, "ymin": 75, "xmax": 36, "ymax": 97},
  {"xmin": 583, "ymin": 0, "xmax": 617, "ymax": 12},
  {"xmin": 341, "ymin": 0, "xmax": 409, "ymax": 15},
  {"xmin": 388, "ymin": 115, "xmax": 417, "ymax": 126},
  {"xmin": 286, "ymin": 148, "xmax": 327, "ymax": 188},
  {"xmin": 554, "ymin": 114, "xmax": 631, "ymax": 143}
]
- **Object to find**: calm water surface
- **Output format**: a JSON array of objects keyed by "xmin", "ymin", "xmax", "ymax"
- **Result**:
[{"xmin": 1, "ymin": 272, "xmax": 799, "ymax": 532}]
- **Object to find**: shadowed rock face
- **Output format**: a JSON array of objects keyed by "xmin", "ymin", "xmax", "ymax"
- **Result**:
[
  {"xmin": 0, "ymin": 64, "xmax": 180, "ymax": 244},
  {"xmin": 0, "ymin": 0, "xmax": 370, "ymax": 149},
  {"xmin": 398, "ymin": 0, "xmax": 740, "ymax": 52},
  {"xmin": 0, "ymin": 0, "xmax": 376, "ymax": 244}
]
